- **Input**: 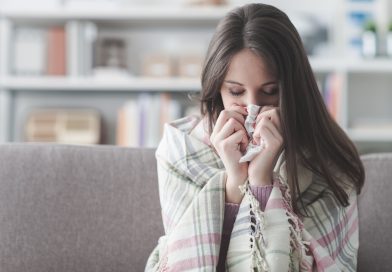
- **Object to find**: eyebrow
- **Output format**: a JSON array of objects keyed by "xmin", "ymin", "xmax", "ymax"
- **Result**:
[{"xmin": 224, "ymin": 80, "xmax": 277, "ymax": 87}]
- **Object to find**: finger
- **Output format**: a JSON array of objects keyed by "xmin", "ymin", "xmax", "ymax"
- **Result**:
[
  {"xmin": 229, "ymin": 128, "xmax": 249, "ymax": 153},
  {"xmin": 256, "ymin": 106, "xmax": 279, "ymax": 122},
  {"xmin": 255, "ymin": 117, "xmax": 279, "ymax": 139},
  {"xmin": 253, "ymin": 123, "xmax": 273, "ymax": 145},
  {"xmin": 253, "ymin": 117, "xmax": 282, "ymax": 145},
  {"xmin": 259, "ymin": 105, "xmax": 276, "ymax": 113},
  {"xmin": 215, "ymin": 118, "xmax": 246, "ymax": 143},
  {"xmin": 261, "ymin": 118, "xmax": 282, "ymax": 140},
  {"xmin": 214, "ymin": 109, "xmax": 246, "ymax": 135},
  {"xmin": 253, "ymin": 123, "xmax": 274, "ymax": 146},
  {"xmin": 256, "ymin": 108, "xmax": 282, "ymax": 133},
  {"xmin": 221, "ymin": 129, "xmax": 248, "ymax": 152},
  {"xmin": 259, "ymin": 121, "xmax": 284, "ymax": 151},
  {"xmin": 229, "ymin": 104, "xmax": 248, "ymax": 116}
]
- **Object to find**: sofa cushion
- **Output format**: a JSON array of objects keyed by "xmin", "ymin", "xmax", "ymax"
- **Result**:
[{"xmin": 0, "ymin": 143, "xmax": 163, "ymax": 272}]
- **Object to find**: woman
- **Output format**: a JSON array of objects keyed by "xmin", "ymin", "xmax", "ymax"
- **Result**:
[{"xmin": 146, "ymin": 3, "xmax": 364, "ymax": 271}]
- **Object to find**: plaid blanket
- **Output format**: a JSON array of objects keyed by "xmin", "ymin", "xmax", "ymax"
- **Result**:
[{"xmin": 145, "ymin": 115, "xmax": 358, "ymax": 271}]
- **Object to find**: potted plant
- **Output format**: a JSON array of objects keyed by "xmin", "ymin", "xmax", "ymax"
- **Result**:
[{"xmin": 362, "ymin": 20, "xmax": 377, "ymax": 58}]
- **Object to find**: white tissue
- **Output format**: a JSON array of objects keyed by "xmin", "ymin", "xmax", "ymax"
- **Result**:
[{"xmin": 239, "ymin": 104, "xmax": 265, "ymax": 163}]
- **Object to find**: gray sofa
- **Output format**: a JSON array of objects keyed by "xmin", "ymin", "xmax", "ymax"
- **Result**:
[{"xmin": 0, "ymin": 143, "xmax": 390, "ymax": 271}]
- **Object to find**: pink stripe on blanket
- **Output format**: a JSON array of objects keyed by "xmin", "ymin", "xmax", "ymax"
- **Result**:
[
  {"xmin": 168, "ymin": 233, "xmax": 221, "ymax": 252},
  {"xmin": 308, "ymin": 238, "xmax": 336, "ymax": 269},
  {"xmin": 316, "ymin": 255, "xmax": 336, "ymax": 270},
  {"xmin": 307, "ymin": 215, "xmax": 358, "ymax": 270},
  {"xmin": 316, "ymin": 202, "xmax": 357, "ymax": 247},
  {"xmin": 169, "ymin": 255, "xmax": 216, "ymax": 271},
  {"xmin": 332, "ymin": 217, "xmax": 358, "ymax": 259}
]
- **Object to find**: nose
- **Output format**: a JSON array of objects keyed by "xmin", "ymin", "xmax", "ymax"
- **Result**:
[{"xmin": 246, "ymin": 92, "xmax": 259, "ymax": 106}]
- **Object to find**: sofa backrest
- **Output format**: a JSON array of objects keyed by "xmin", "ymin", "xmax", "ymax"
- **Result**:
[
  {"xmin": 0, "ymin": 144, "xmax": 164, "ymax": 272},
  {"xmin": 0, "ymin": 143, "xmax": 391, "ymax": 271},
  {"xmin": 358, "ymin": 153, "xmax": 392, "ymax": 272}
]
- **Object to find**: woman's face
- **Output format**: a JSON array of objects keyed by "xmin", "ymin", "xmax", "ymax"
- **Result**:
[{"xmin": 220, "ymin": 48, "xmax": 279, "ymax": 109}]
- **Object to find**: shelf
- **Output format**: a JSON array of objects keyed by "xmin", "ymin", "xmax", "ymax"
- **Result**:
[
  {"xmin": 345, "ymin": 58, "xmax": 392, "ymax": 73},
  {"xmin": 348, "ymin": 128, "xmax": 392, "ymax": 142},
  {"xmin": 0, "ymin": 76, "xmax": 202, "ymax": 92},
  {"xmin": 309, "ymin": 57, "xmax": 345, "ymax": 72},
  {"xmin": 3, "ymin": 56, "xmax": 392, "ymax": 92},
  {"xmin": 310, "ymin": 57, "xmax": 392, "ymax": 73},
  {"xmin": 0, "ymin": 5, "xmax": 231, "ymax": 22}
]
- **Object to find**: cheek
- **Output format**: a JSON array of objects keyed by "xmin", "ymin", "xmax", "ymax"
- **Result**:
[
  {"xmin": 220, "ymin": 91, "xmax": 238, "ymax": 109},
  {"xmin": 222, "ymin": 95, "xmax": 245, "ymax": 109},
  {"xmin": 263, "ymin": 95, "xmax": 279, "ymax": 107},
  {"xmin": 272, "ymin": 97, "xmax": 280, "ymax": 107}
]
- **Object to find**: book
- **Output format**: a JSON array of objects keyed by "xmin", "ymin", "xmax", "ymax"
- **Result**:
[
  {"xmin": 13, "ymin": 28, "xmax": 46, "ymax": 75},
  {"xmin": 118, "ymin": 100, "xmax": 141, "ymax": 147},
  {"xmin": 66, "ymin": 21, "xmax": 97, "ymax": 76},
  {"xmin": 323, "ymin": 73, "xmax": 342, "ymax": 123},
  {"xmin": 47, "ymin": 27, "xmax": 67, "ymax": 76},
  {"xmin": 81, "ymin": 21, "xmax": 97, "ymax": 76},
  {"xmin": 138, "ymin": 93, "xmax": 149, "ymax": 147},
  {"xmin": 117, "ymin": 93, "xmax": 183, "ymax": 147},
  {"xmin": 66, "ymin": 21, "xmax": 80, "ymax": 77},
  {"xmin": 145, "ymin": 94, "xmax": 161, "ymax": 148}
]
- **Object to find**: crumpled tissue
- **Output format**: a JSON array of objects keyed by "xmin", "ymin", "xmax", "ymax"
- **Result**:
[{"xmin": 239, "ymin": 104, "xmax": 266, "ymax": 163}]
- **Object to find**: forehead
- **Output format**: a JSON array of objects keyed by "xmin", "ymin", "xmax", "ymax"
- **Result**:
[{"xmin": 224, "ymin": 48, "xmax": 275, "ymax": 85}]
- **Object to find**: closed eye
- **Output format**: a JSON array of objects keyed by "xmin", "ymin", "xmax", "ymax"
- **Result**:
[
  {"xmin": 229, "ymin": 88, "xmax": 245, "ymax": 96},
  {"xmin": 263, "ymin": 87, "xmax": 278, "ymax": 96}
]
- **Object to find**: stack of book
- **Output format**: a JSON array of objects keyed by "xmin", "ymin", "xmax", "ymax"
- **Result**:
[
  {"xmin": 25, "ymin": 109, "xmax": 101, "ymax": 144},
  {"xmin": 12, "ymin": 22, "xmax": 97, "ymax": 76},
  {"xmin": 117, "ymin": 93, "xmax": 198, "ymax": 147},
  {"xmin": 13, "ymin": 26, "xmax": 67, "ymax": 76}
]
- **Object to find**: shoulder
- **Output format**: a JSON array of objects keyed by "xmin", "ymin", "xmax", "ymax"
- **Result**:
[
  {"xmin": 165, "ymin": 115, "xmax": 201, "ymax": 136},
  {"xmin": 156, "ymin": 115, "xmax": 223, "ymax": 179},
  {"xmin": 300, "ymin": 152, "xmax": 357, "ymax": 196},
  {"xmin": 156, "ymin": 115, "xmax": 213, "ymax": 163},
  {"xmin": 294, "ymin": 154, "xmax": 357, "ymax": 207}
]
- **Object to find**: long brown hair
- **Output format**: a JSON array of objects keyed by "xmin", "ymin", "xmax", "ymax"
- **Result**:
[{"xmin": 200, "ymin": 3, "xmax": 364, "ymax": 211}]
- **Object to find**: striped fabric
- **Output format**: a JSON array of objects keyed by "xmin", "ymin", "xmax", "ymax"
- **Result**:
[{"xmin": 145, "ymin": 115, "xmax": 358, "ymax": 271}]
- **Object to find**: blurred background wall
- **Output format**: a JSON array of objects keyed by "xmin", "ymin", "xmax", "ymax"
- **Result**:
[{"xmin": 0, "ymin": 0, "xmax": 391, "ymax": 153}]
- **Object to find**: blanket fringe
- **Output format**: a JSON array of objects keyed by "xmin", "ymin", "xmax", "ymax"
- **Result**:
[
  {"xmin": 275, "ymin": 173, "xmax": 311, "ymax": 271},
  {"xmin": 239, "ymin": 181, "xmax": 270, "ymax": 271},
  {"xmin": 239, "ymin": 174, "xmax": 312, "ymax": 272}
]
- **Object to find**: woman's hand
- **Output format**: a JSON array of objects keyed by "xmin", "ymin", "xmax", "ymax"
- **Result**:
[
  {"xmin": 210, "ymin": 104, "xmax": 249, "ymax": 203},
  {"xmin": 248, "ymin": 106, "xmax": 283, "ymax": 186}
]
